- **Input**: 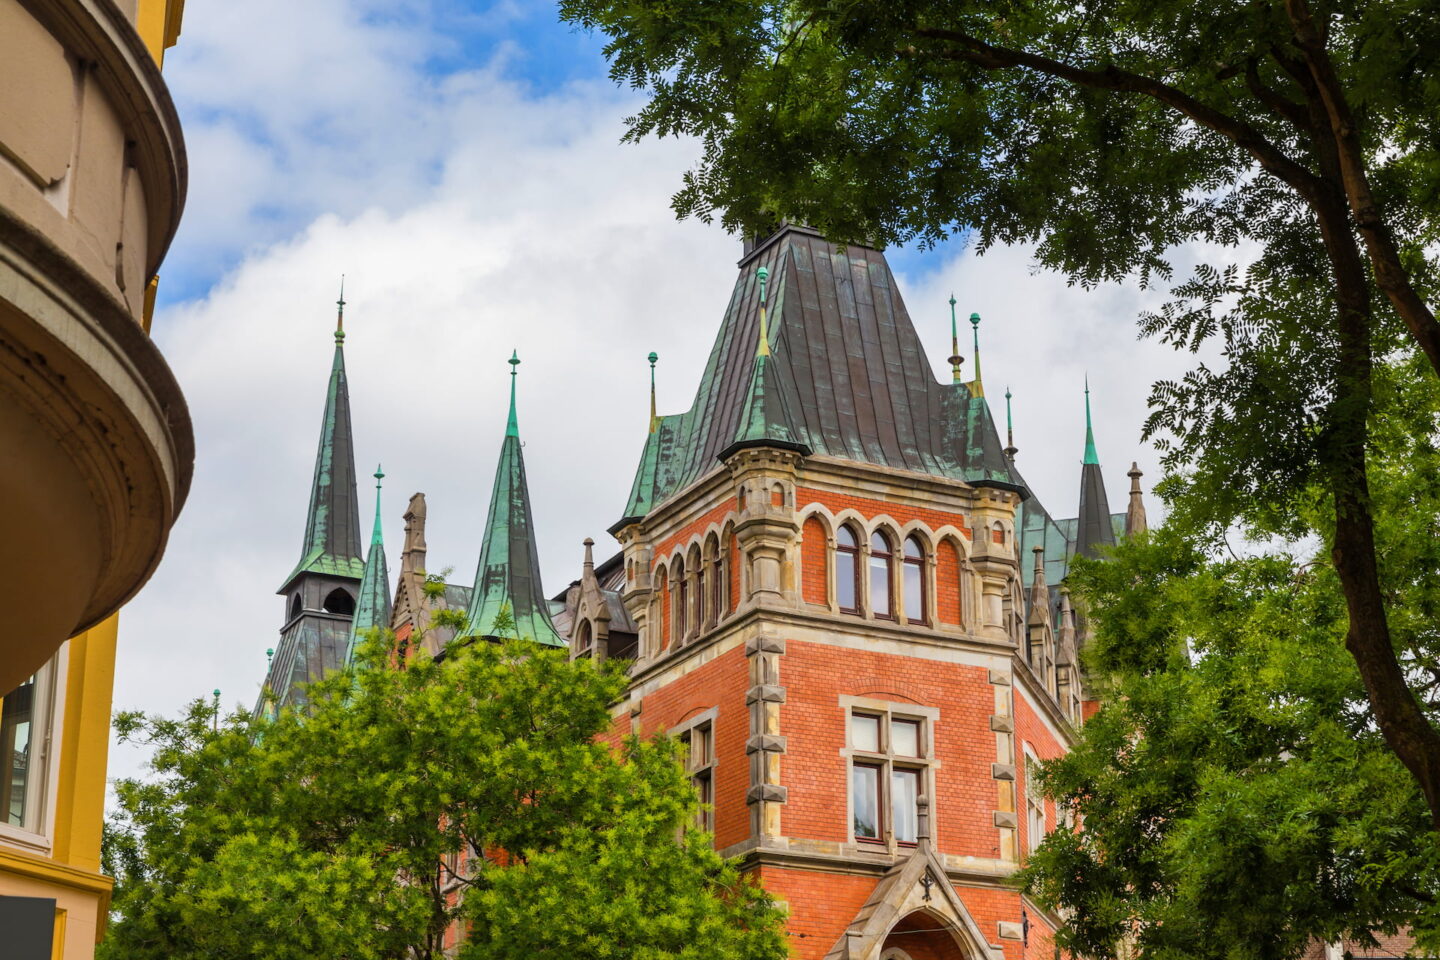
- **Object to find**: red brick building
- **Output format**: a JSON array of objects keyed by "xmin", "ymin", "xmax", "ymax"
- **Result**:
[{"xmin": 262, "ymin": 224, "xmax": 1153, "ymax": 958}]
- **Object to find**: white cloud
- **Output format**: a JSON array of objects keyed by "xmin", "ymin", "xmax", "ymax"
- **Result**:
[{"xmin": 112, "ymin": 0, "xmax": 1218, "ymax": 785}]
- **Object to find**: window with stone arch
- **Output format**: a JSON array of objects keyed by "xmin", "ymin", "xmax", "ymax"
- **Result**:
[
  {"xmin": 704, "ymin": 533, "xmax": 722, "ymax": 629},
  {"xmin": 836, "ymin": 523, "xmax": 862, "ymax": 614},
  {"xmin": 654, "ymin": 566, "xmax": 670, "ymax": 653},
  {"xmin": 800, "ymin": 514, "xmax": 829, "ymax": 607},
  {"xmin": 902, "ymin": 533, "xmax": 927, "ymax": 624},
  {"xmin": 674, "ymin": 556, "xmax": 689, "ymax": 643},
  {"xmin": 935, "ymin": 537, "xmax": 963, "ymax": 627},
  {"xmin": 870, "ymin": 529, "xmax": 895, "ymax": 620},
  {"xmin": 575, "ymin": 619, "xmax": 593, "ymax": 658}
]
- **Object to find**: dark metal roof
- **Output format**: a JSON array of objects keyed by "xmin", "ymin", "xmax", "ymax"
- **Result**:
[
  {"xmin": 618, "ymin": 226, "xmax": 1022, "ymax": 527},
  {"xmin": 280, "ymin": 337, "xmax": 365, "ymax": 589},
  {"xmin": 345, "ymin": 477, "xmax": 392, "ymax": 666}
]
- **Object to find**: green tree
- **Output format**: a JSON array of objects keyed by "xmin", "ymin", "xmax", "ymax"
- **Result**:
[
  {"xmin": 1015, "ymin": 356, "xmax": 1440, "ymax": 957},
  {"xmin": 101, "ymin": 634, "xmax": 788, "ymax": 960},
  {"xmin": 556, "ymin": 0, "xmax": 1440, "ymax": 827}
]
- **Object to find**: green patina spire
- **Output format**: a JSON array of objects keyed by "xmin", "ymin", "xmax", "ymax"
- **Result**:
[
  {"xmin": 335, "ymin": 275, "xmax": 346, "ymax": 344},
  {"xmin": 281, "ymin": 289, "xmax": 365, "ymax": 589},
  {"xmin": 948, "ymin": 294, "xmax": 963, "ymax": 383},
  {"xmin": 720, "ymin": 265, "xmax": 811, "ymax": 460},
  {"xmin": 1083, "ymin": 376, "xmax": 1099, "ymax": 465},
  {"xmin": 968, "ymin": 311, "xmax": 984, "ymax": 397},
  {"xmin": 461, "ymin": 355, "xmax": 565, "ymax": 647},
  {"xmin": 1004, "ymin": 385, "xmax": 1018, "ymax": 462},
  {"xmin": 346, "ymin": 464, "xmax": 392, "ymax": 666}
]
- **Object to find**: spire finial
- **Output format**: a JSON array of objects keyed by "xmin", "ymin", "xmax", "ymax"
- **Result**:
[
  {"xmin": 335, "ymin": 275, "xmax": 346, "ymax": 344},
  {"xmin": 506, "ymin": 351, "xmax": 520, "ymax": 438},
  {"xmin": 947, "ymin": 295, "xmax": 964, "ymax": 383},
  {"xmin": 1083, "ymin": 376, "xmax": 1099, "ymax": 465},
  {"xmin": 648, "ymin": 351, "xmax": 659, "ymax": 433},
  {"xmin": 370, "ymin": 464, "xmax": 385, "ymax": 545},
  {"xmin": 756, "ymin": 265, "xmax": 771, "ymax": 359},
  {"xmin": 1004, "ymin": 385, "xmax": 1018, "ymax": 462},
  {"xmin": 968, "ymin": 311, "xmax": 983, "ymax": 396}
]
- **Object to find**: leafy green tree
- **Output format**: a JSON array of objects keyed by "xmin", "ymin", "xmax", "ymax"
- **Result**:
[
  {"xmin": 556, "ymin": 0, "xmax": 1440, "ymax": 827},
  {"xmin": 1016, "ymin": 358, "xmax": 1440, "ymax": 957},
  {"xmin": 101, "ymin": 634, "xmax": 788, "ymax": 960}
]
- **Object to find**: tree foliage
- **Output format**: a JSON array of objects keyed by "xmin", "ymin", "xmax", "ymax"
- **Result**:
[
  {"xmin": 101, "ymin": 635, "xmax": 788, "ymax": 960},
  {"xmin": 1015, "ymin": 357, "xmax": 1440, "ymax": 958},
  {"xmin": 556, "ymin": 0, "xmax": 1440, "ymax": 826}
]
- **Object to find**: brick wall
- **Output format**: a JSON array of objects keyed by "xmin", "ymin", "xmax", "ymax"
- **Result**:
[
  {"xmin": 798, "ymin": 488, "xmax": 973, "ymax": 540},
  {"xmin": 802, "ymin": 515, "xmax": 828, "ymax": 606},
  {"xmin": 936, "ymin": 539, "xmax": 962, "ymax": 626}
]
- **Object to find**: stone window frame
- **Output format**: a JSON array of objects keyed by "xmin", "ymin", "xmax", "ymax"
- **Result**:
[
  {"xmin": 0, "ymin": 648, "xmax": 65, "ymax": 854},
  {"xmin": 673, "ymin": 707, "xmax": 720, "ymax": 835},
  {"xmin": 838, "ymin": 696, "xmax": 942, "ymax": 854}
]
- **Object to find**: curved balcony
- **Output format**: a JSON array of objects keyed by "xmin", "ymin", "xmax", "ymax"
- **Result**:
[{"xmin": 0, "ymin": 0, "xmax": 192, "ymax": 692}]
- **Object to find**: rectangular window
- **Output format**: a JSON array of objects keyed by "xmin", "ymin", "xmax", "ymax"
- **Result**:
[
  {"xmin": 850, "ymin": 713, "xmax": 881, "ymax": 753},
  {"xmin": 852, "ymin": 763, "xmax": 881, "ymax": 840},
  {"xmin": 681, "ymin": 720, "xmax": 715, "ymax": 834},
  {"xmin": 0, "ymin": 661, "xmax": 53, "ymax": 837},
  {"xmin": 837, "ymin": 551, "xmax": 858, "ymax": 611},
  {"xmin": 891, "ymin": 718, "xmax": 920, "ymax": 757},
  {"xmin": 869, "ymin": 554, "xmax": 892, "ymax": 618},
  {"xmin": 847, "ymin": 706, "xmax": 932, "ymax": 848},
  {"xmin": 903, "ymin": 562, "xmax": 923, "ymax": 621},
  {"xmin": 891, "ymin": 768, "xmax": 920, "ymax": 843},
  {"xmin": 1025, "ymin": 751, "xmax": 1046, "ymax": 855}
]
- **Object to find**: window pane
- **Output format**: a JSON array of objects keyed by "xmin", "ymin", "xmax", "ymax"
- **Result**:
[
  {"xmin": 903, "ymin": 560, "xmax": 923, "ymax": 621},
  {"xmin": 904, "ymin": 536, "xmax": 923, "ymax": 559},
  {"xmin": 870, "ymin": 554, "xmax": 891, "ymax": 617},
  {"xmin": 0, "ymin": 675, "xmax": 36, "ymax": 828},
  {"xmin": 837, "ymin": 525, "xmax": 857, "ymax": 549},
  {"xmin": 851, "ymin": 713, "xmax": 880, "ymax": 752},
  {"xmin": 837, "ymin": 551, "xmax": 857, "ymax": 610},
  {"xmin": 892, "ymin": 768, "xmax": 919, "ymax": 843},
  {"xmin": 871, "ymin": 532, "xmax": 890, "ymax": 555},
  {"xmin": 852, "ymin": 764, "xmax": 881, "ymax": 840},
  {"xmin": 892, "ymin": 719, "xmax": 920, "ymax": 757},
  {"xmin": 694, "ymin": 724, "xmax": 712, "ymax": 765}
]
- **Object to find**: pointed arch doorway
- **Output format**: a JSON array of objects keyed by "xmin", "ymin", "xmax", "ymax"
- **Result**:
[{"xmin": 879, "ymin": 909, "xmax": 973, "ymax": 959}]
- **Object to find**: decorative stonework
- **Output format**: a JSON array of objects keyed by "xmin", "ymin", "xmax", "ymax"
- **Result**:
[
  {"xmin": 746, "ymin": 633, "xmax": 787, "ymax": 837},
  {"xmin": 989, "ymin": 669, "xmax": 1019, "ymax": 862}
]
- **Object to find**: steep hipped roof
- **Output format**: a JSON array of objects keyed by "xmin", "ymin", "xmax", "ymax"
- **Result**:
[
  {"xmin": 617, "ymin": 226, "xmax": 1021, "ymax": 527},
  {"xmin": 460, "ymin": 355, "xmax": 565, "ymax": 647},
  {"xmin": 281, "ymin": 325, "xmax": 365, "ymax": 590},
  {"xmin": 345, "ymin": 466, "xmax": 392, "ymax": 665}
]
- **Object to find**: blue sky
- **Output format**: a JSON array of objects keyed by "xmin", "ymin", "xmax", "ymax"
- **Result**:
[{"xmin": 111, "ymin": 0, "xmax": 1199, "ymax": 783}]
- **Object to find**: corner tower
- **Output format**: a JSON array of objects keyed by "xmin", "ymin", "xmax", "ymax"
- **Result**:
[{"xmin": 260, "ymin": 289, "xmax": 366, "ymax": 710}]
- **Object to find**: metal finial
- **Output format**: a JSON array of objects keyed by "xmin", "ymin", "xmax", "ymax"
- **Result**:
[
  {"xmin": 1083, "ymin": 375, "xmax": 1100, "ymax": 465},
  {"xmin": 506, "ymin": 351, "xmax": 521, "ymax": 438},
  {"xmin": 265, "ymin": 648, "xmax": 274, "ymax": 661},
  {"xmin": 756, "ymin": 266, "xmax": 771, "ymax": 358},
  {"xmin": 648, "ymin": 352, "xmax": 660, "ymax": 433},
  {"xmin": 335, "ymin": 275, "xmax": 347, "ymax": 343},
  {"xmin": 968, "ymin": 311, "xmax": 983, "ymax": 396},
  {"xmin": 948, "ymin": 295, "xmax": 963, "ymax": 384},
  {"xmin": 1004, "ymin": 385, "xmax": 1017, "ymax": 462},
  {"xmin": 375, "ymin": 464, "xmax": 384, "ymax": 484}
]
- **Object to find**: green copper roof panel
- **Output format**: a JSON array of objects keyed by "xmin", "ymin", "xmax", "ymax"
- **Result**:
[
  {"xmin": 346, "ymin": 467, "xmax": 392, "ymax": 666},
  {"xmin": 281, "ymin": 337, "xmax": 365, "ymax": 589},
  {"xmin": 461, "ymin": 361, "xmax": 565, "ymax": 648}
]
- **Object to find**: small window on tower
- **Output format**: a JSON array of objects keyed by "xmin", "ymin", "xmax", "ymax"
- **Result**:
[
  {"xmin": 323, "ymin": 588, "xmax": 355, "ymax": 615},
  {"xmin": 288, "ymin": 594, "xmax": 302, "ymax": 621}
]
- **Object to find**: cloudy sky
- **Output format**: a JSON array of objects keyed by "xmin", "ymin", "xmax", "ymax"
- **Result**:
[{"xmin": 112, "ymin": 0, "xmax": 1206, "ymax": 779}]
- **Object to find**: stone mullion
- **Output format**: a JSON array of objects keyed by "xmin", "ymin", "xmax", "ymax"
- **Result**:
[{"xmin": 745, "ymin": 634, "xmax": 787, "ymax": 839}]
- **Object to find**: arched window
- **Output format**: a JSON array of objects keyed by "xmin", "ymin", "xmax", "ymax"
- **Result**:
[
  {"xmin": 288, "ymin": 594, "xmax": 302, "ymax": 621},
  {"xmin": 576, "ymin": 619, "xmax": 593, "ymax": 656},
  {"xmin": 688, "ymin": 545, "xmax": 703, "ymax": 637},
  {"xmin": 675, "ymin": 558, "xmax": 689, "ymax": 642},
  {"xmin": 705, "ymin": 535, "xmax": 722, "ymax": 628},
  {"xmin": 903, "ymin": 535, "xmax": 926, "ymax": 623},
  {"xmin": 836, "ymin": 524, "xmax": 861, "ymax": 614},
  {"xmin": 870, "ymin": 531, "xmax": 894, "ymax": 619},
  {"xmin": 322, "ymin": 588, "xmax": 355, "ymax": 615}
]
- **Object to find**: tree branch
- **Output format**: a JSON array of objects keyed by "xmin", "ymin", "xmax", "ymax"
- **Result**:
[
  {"xmin": 909, "ymin": 28, "xmax": 1325, "ymax": 202},
  {"xmin": 1284, "ymin": 0, "xmax": 1440, "ymax": 377}
]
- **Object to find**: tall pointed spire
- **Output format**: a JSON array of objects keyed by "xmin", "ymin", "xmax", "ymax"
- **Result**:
[
  {"xmin": 347, "ymin": 464, "xmax": 392, "ymax": 665},
  {"xmin": 1075, "ymin": 379, "xmax": 1115, "ymax": 560},
  {"xmin": 648, "ymin": 351, "xmax": 660, "ymax": 433},
  {"xmin": 335, "ymin": 275, "xmax": 346, "ymax": 341},
  {"xmin": 968, "ymin": 312, "xmax": 984, "ymax": 397},
  {"xmin": 282, "ymin": 290, "xmax": 365, "ymax": 588},
  {"xmin": 462, "ymin": 354, "xmax": 565, "ymax": 647},
  {"xmin": 947, "ymin": 295, "xmax": 963, "ymax": 383},
  {"xmin": 1083, "ymin": 376, "xmax": 1099, "ymax": 465}
]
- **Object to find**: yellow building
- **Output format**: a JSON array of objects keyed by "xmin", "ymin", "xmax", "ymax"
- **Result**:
[{"xmin": 0, "ymin": 0, "xmax": 191, "ymax": 957}]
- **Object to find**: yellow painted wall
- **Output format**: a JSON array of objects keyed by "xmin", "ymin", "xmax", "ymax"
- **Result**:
[
  {"xmin": 134, "ymin": 0, "xmax": 184, "ymax": 65},
  {"xmin": 51, "ymin": 616, "xmax": 117, "ymax": 876}
]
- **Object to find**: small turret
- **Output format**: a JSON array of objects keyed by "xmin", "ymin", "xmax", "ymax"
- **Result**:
[
  {"xmin": 345, "ymin": 464, "xmax": 392, "ymax": 666},
  {"xmin": 1125, "ymin": 462, "xmax": 1148, "ymax": 536},
  {"xmin": 1074, "ymin": 379, "xmax": 1116, "ymax": 560}
]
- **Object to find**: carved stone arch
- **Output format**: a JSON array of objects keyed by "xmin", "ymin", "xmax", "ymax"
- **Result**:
[
  {"xmin": 932, "ymin": 526, "xmax": 971, "ymax": 560},
  {"xmin": 880, "ymin": 949, "xmax": 916, "ymax": 960}
]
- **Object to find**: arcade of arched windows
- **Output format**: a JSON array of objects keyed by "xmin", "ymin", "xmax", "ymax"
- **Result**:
[
  {"xmin": 798, "ymin": 508, "xmax": 981, "ymax": 635},
  {"xmin": 648, "ymin": 523, "xmax": 737, "ymax": 656}
]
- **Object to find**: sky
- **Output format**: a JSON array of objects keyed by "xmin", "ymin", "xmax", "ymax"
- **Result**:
[{"xmin": 111, "ymin": 0, "xmax": 1212, "ymax": 782}]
